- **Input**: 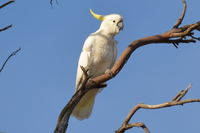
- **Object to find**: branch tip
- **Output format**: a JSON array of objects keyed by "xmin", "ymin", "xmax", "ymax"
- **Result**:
[
  {"xmin": 0, "ymin": 0, "xmax": 15, "ymax": 9},
  {"xmin": 80, "ymin": 65, "xmax": 88, "ymax": 78},
  {"xmin": 0, "ymin": 25, "xmax": 12, "ymax": 32},
  {"xmin": 0, "ymin": 48, "xmax": 21, "ymax": 73},
  {"xmin": 173, "ymin": 0, "xmax": 187, "ymax": 28},
  {"xmin": 172, "ymin": 84, "xmax": 192, "ymax": 102},
  {"xmin": 50, "ymin": 0, "xmax": 59, "ymax": 7}
]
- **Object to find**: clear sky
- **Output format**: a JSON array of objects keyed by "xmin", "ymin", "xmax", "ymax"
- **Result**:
[{"xmin": 0, "ymin": 0, "xmax": 200, "ymax": 133}]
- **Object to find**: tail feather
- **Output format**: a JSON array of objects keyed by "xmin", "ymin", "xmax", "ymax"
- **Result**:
[{"xmin": 72, "ymin": 89, "xmax": 98, "ymax": 120}]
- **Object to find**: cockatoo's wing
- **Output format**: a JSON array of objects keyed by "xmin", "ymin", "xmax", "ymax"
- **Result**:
[
  {"xmin": 75, "ymin": 36, "xmax": 93, "ymax": 91},
  {"xmin": 73, "ymin": 36, "xmax": 99, "ymax": 120}
]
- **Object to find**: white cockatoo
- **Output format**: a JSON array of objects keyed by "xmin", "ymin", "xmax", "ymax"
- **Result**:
[{"xmin": 72, "ymin": 9, "xmax": 124, "ymax": 120}]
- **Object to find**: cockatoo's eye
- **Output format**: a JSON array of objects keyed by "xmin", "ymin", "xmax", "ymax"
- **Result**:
[{"xmin": 113, "ymin": 20, "xmax": 116, "ymax": 23}]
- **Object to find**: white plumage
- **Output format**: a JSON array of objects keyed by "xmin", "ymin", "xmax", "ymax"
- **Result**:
[{"xmin": 72, "ymin": 10, "xmax": 123, "ymax": 120}]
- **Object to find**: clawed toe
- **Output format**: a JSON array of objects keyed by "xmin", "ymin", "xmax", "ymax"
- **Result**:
[{"xmin": 105, "ymin": 69, "xmax": 114, "ymax": 77}]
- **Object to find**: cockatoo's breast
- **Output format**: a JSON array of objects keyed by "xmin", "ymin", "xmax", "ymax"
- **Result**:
[{"xmin": 88, "ymin": 34, "xmax": 117, "ymax": 77}]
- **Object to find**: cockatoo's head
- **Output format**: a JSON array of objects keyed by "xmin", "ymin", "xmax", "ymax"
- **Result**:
[{"xmin": 90, "ymin": 9, "xmax": 124, "ymax": 36}]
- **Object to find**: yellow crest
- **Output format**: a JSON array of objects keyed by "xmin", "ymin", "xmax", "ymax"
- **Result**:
[{"xmin": 90, "ymin": 9, "xmax": 104, "ymax": 21}]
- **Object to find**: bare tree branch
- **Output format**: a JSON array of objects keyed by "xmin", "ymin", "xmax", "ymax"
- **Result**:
[
  {"xmin": 0, "ymin": 1, "xmax": 14, "ymax": 32},
  {"xmin": 172, "ymin": 0, "xmax": 187, "ymax": 48},
  {"xmin": 54, "ymin": 66, "xmax": 89, "ymax": 133},
  {"xmin": 116, "ymin": 85, "xmax": 200, "ymax": 133},
  {"xmin": 173, "ymin": 0, "xmax": 187, "ymax": 28},
  {"xmin": 54, "ymin": 66, "xmax": 105, "ymax": 133},
  {"xmin": 50, "ymin": 0, "xmax": 53, "ymax": 7},
  {"xmin": 50, "ymin": 0, "xmax": 59, "ymax": 7},
  {"xmin": 0, "ymin": 1, "xmax": 17, "ymax": 72},
  {"xmin": 54, "ymin": 1, "xmax": 200, "ymax": 133},
  {"xmin": 0, "ymin": 48, "xmax": 21, "ymax": 73},
  {"xmin": 172, "ymin": 83, "xmax": 192, "ymax": 101},
  {"xmin": 0, "ymin": 0, "xmax": 14, "ymax": 9},
  {"xmin": 0, "ymin": 24, "xmax": 12, "ymax": 32}
]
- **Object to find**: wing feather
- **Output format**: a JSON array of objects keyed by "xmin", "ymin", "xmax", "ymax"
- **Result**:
[{"xmin": 75, "ymin": 36, "xmax": 94, "ymax": 91}]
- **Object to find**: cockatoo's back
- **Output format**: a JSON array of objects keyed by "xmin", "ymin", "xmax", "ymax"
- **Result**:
[{"xmin": 72, "ymin": 9, "xmax": 123, "ymax": 120}]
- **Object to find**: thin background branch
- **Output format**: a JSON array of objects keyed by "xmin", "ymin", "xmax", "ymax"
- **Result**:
[
  {"xmin": 0, "ymin": 48, "xmax": 21, "ymax": 73},
  {"xmin": 0, "ymin": 0, "xmax": 14, "ymax": 9},
  {"xmin": 0, "ymin": 25, "xmax": 12, "ymax": 32},
  {"xmin": 0, "ymin": 0, "xmax": 18, "ymax": 73},
  {"xmin": 0, "ymin": 0, "xmax": 14, "ymax": 32},
  {"xmin": 50, "ymin": 0, "xmax": 53, "ymax": 6},
  {"xmin": 50, "ymin": 0, "xmax": 59, "ymax": 7}
]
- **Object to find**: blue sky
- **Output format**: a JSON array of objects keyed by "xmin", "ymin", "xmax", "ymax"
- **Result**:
[{"xmin": 0, "ymin": 0, "xmax": 200, "ymax": 133}]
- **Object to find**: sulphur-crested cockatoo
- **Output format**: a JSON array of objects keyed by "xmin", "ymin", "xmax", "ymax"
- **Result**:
[{"xmin": 72, "ymin": 9, "xmax": 124, "ymax": 120}]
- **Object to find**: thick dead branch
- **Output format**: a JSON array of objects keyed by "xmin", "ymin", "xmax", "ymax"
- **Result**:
[
  {"xmin": 54, "ymin": 1, "xmax": 200, "ymax": 133},
  {"xmin": 0, "ymin": 0, "xmax": 14, "ymax": 9},
  {"xmin": 55, "ymin": 66, "xmax": 89, "ymax": 133},
  {"xmin": 0, "ymin": 48, "xmax": 21, "ymax": 73},
  {"xmin": 54, "ymin": 66, "xmax": 105, "ymax": 133},
  {"xmin": 116, "ymin": 85, "xmax": 200, "ymax": 133},
  {"xmin": 86, "ymin": 20, "xmax": 200, "ymax": 89}
]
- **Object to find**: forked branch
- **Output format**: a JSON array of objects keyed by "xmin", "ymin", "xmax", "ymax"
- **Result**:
[
  {"xmin": 54, "ymin": 0, "xmax": 200, "ymax": 133},
  {"xmin": 116, "ymin": 84, "xmax": 200, "ymax": 133}
]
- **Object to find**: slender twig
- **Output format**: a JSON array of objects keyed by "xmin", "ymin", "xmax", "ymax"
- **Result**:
[
  {"xmin": 173, "ymin": 0, "xmax": 187, "ymax": 28},
  {"xmin": 0, "ymin": 1, "xmax": 14, "ymax": 32},
  {"xmin": 172, "ymin": 0, "xmax": 187, "ymax": 48},
  {"xmin": 50, "ymin": 0, "xmax": 53, "ymax": 7},
  {"xmin": 169, "ymin": 22, "xmax": 200, "ymax": 38},
  {"xmin": 172, "ymin": 83, "xmax": 192, "ymax": 101},
  {"xmin": 0, "ymin": 0, "xmax": 14, "ymax": 9},
  {"xmin": 116, "ymin": 85, "xmax": 200, "ymax": 133},
  {"xmin": 190, "ymin": 35, "xmax": 200, "ymax": 41},
  {"xmin": 0, "ymin": 25, "xmax": 12, "ymax": 32},
  {"xmin": 0, "ymin": 48, "xmax": 21, "ymax": 73},
  {"xmin": 50, "ymin": 0, "xmax": 58, "ymax": 7}
]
